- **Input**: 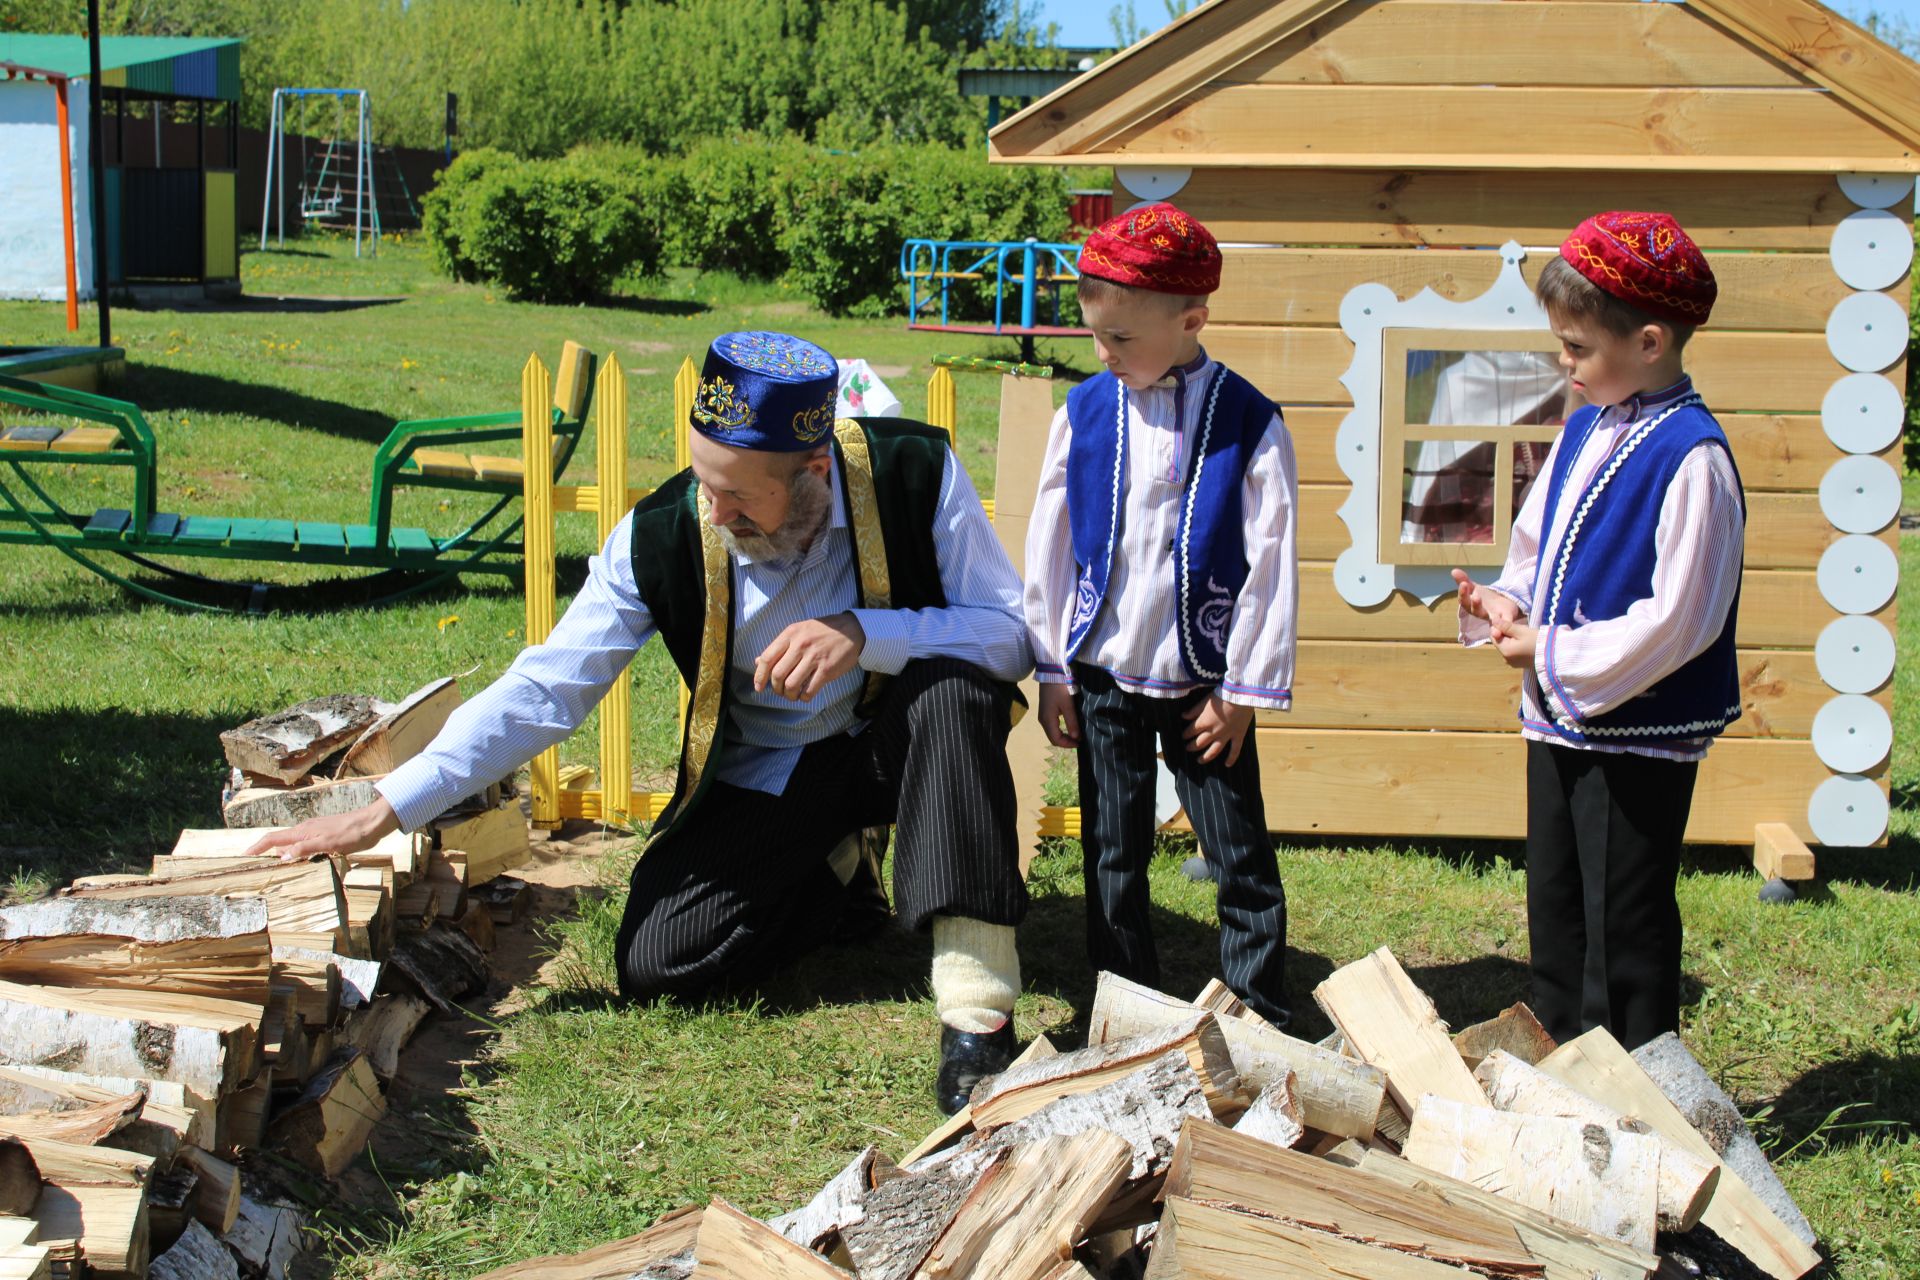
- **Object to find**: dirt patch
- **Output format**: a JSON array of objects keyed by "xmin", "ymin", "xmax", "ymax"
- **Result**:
[{"xmin": 628, "ymin": 340, "xmax": 674, "ymax": 355}]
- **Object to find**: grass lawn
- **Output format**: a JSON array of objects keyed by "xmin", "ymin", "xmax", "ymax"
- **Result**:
[{"xmin": 3, "ymin": 235, "xmax": 1917, "ymax": 1277}]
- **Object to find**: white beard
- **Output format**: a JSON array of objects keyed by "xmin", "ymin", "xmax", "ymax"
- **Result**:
[{"xmin": 716, "ymin": 466, "xmax": 833, "ymax": 564}]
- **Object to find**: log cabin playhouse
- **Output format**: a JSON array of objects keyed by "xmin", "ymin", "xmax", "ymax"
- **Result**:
[{"xmin": 987, "ymin": 0, "xmax": 1919, "ymax": 876}]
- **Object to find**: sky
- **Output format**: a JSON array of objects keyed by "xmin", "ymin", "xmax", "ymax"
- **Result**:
[{"xmin": 1028, "ymin": 0, "xmax": 1920, "ymax": 52}]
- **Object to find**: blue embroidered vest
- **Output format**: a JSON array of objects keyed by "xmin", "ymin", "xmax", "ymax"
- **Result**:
[
  {"xmin": 1063, "ymin": 366, "xmax": 1273, "ymax": 682},
  {"xmin": 1528, "ymin": 395, "xmax": 1744, "ymax": 744}
]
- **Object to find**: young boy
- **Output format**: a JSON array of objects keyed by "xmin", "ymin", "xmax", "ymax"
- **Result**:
[
  {"xmin": 1454, "ymin": 211, "xmax": 1744, "ymax": 1052},
  {"xmin": 1025, "ymin": 202, "xmax": 1297, "ymax": 1026}
]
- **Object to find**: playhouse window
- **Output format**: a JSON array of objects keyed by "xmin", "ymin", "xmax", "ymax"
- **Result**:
[{"xmin": 1378, "ymin": 330, "xmax": 1571, "ymax": 567}]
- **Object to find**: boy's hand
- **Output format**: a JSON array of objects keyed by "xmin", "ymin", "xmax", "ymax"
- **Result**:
[
  {"xmin": 1491, "ymin": 620, "xmax": 1539, "ymax": 668},
  {"xmin": 1038, "ymin": 682, "xmax": 1081, "ymax": 749},
  {"xmin": 1451, "ymin": 568, "xmax": 1520, "ymax": 632},
  {"xmin": 1182, "ymin": 693, "xmax": 1254, "ymax": 766}
]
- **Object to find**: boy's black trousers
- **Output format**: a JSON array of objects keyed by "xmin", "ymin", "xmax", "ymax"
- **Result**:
[
  {"xmin": 1526, "ymin": 739, "xmax": 1699, "ymax": 1051},
  {"xmin": 1071, "ymin": 664, "xmax": 1290, "ymax": 1025}
]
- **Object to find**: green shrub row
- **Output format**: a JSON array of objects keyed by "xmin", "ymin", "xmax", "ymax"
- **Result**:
[{"xmin": 422, "ymin": 137, "xmax": 1075, "ymax": 315}]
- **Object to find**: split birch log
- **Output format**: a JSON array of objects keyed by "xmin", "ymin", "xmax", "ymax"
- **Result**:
[
  {"xmin": 0, "ymin": 1085, "xmax": 141, "ymax": 1148},
  {"xmin": 144, "ymin": 1160, "xmax": 195, "ymax": 1247},
  {"xmin": 0, "ymin": 1141, "xmax": 38, "ymax": 1217},
  {"xmin": 339, "ymin": 994, "xmax": 431, "ymax": 1081},
  {"xmin": 914, "ymin": 1130, "xmax": 1131, "ymax": 1279},
  {"xmin": 220, "ymin": 694, "xmax": 383, "ymax": 785},
  {"xmin": 433, "ymin": 805, "xmax": 531, "ymax": 888},
  {"xmin": 33, "ymin": 1181, "xmax": 149, "ymax": 1280},
  {"xmin": 342, "ymin": 887, "xmax": 393, "ymax": 961},
  {"xmin": 336, "ymin": 678, "xmax": 462, "ymax": 778},
  {"xmin": 0, "ymin": 1247, "xmax": 51, "ymax": 1280},
  {"xmin": 457, "ymin": 901, "xmax": 497, "ymax": 951},
  {"xmin": 215, "ymin": 1076, "xmax": 272, "ymax": 1156},
  {"xmin": 1146, "ymin": 1196, "xmax": 1488, "ymax": 1280},
  {"xmin": 1537, "ymin": 1028, "xmax": 1820, "ymax": 1280},
  {"xmin": 1312, "ymin": 947, "xmax": 1485, "ymax": 1118},
  {"xmin": 0, "ymin": 1066, "xmax": 211, "ymax": 1148},
  {"xmin": 901, "ymin": 1034, "xmax": 1055, "ymax": 1166},
  {"xmin": 387, "ymin": 925, "xmax": 489, "ymax": 1015},
  {"xmin": 841, "ymin": 1150, "xmax": 997, "ymax": 1280},
  {"xmin": 0, "ymin": 895, "xmax": 272, "ymax": 1007},
  {"xmin": 769, "ymin": 1146, "xmax": 898, "ymax": 1254},
  {"xmin": 423, "ymin": 852, "xmax": 469, "ymax": 920},
  {"xmin": 1402, "ymin": 1094, "xmax": 1661, "ymax": 1253},
  {"xmin": 150, "ymin": 1219, "xmax": 239, "ymax": 1280},
  {"xmin": 468, "ymin": 1203, "xmax": 704, "ymax": 1280},
  {"xmin": 274, "ymin": 945, "xmax": 379, "ymax": 1011},
  {"xmin": 266, "ymin": 1049, "xmax": 385, "ymax": 1179},
  {"xmin": 1454, "ymin": 1002, "xmax": 1557, "ymax": 1071},
  {"xmin": 223, "ymin": 776, "xmax": 386, "ymax": 829},
  {"xmin": 1089, "ymin": 972, "xmax": 1383, "ymax": 1139},
  {"xmin": 478, "ymin": 877, "xmax": 531, "ymax": 926},
  {"xmin": 9, "ymin": 1138, "xmax": 148, "ymax": 1188},
  {"xmin": 169, "ymin": 828, "xmax": 423, "ymax": 883},
  {"xmin": 692, "ymin": 1198, "xmax": 844, "ymax": 1279},
  {"xmin": 1475, "ymin": 1050, "xmax": 1719, "ymax": 1231},
  {"xmin": 0, "ymin": 979, "xmax": 260, "ymax": 1098},
  {"xmin": 173, "ymin": 1147, "xmax": 241, "ymax": 1234},
  {"xmin": 1192, "ymin": 977, "xmax": 1276, "ymax": 1032},
  {"xmin": 1230, "ymin": 1073, "xmax": 1305, "ymax": 1150},
  {"xmin": 222, "ymin": 1195, "xmax": 301, "ymax": 1280},
  {"xmin": 1163, "ymin": 1121, "xmax": 1540, "ymax": 1275},
  {"xmin": 62, "ymin": 858, "xmax": 346, "ymax": 942},
  {"xmin": 968, "ymin": 1011, "xmax": 1239, "ymax": 1128}
]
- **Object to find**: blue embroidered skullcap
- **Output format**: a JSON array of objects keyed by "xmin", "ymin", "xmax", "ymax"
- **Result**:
[{"xmin": 689, "ymin": 331, "xmax": 839, "ymax": 452}]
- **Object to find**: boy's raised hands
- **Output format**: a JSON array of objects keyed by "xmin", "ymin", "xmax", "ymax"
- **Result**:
[{"xmin": 1451, "ymin": 568, "xmax": 1521, "ymax": 631}]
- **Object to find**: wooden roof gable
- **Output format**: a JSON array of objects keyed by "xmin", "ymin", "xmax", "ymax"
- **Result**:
[{"xmin": 987, "ymin": 0, "xmax": 1920, "ymax": 173}]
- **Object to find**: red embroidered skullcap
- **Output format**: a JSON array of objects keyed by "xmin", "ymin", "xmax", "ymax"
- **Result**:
[
  {"xmin": 1559, "ymin": 211, "xmax": 1716, "ymax": 327},
  {"xmin": 1077, "ymin": 202, "xmax": 1221, "ymax": 296}
]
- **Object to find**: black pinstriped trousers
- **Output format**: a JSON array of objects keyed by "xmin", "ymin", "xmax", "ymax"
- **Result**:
[
  {"xmin": 1071, "ymin": 664, "xmax": 1291, "ymax": 1025},
  {"xmin": 614, "ymin": 658, "xmax": 1028, "ymax": 1002}
]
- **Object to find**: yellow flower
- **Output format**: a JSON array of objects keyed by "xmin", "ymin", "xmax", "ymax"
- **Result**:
[
  {"xmin": 401, "ymin": 358, "xmax": 418, "ymax": 371},
  {"xmin": 1886, "ymin": 1168, "xmax": 1896, "ymax": 1184},
  {"xmin": 437, "ymin": 614, "xmax": 460, "ymax": 631}
]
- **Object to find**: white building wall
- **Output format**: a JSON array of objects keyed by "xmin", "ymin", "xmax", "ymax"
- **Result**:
[{"xmin": 0, "ymin": 77, "xmax": 97, "ymax": 302}]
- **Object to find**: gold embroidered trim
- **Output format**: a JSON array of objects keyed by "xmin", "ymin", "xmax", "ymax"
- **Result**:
[
  {"xmin": 835, "ymin": 418, "xmax": 894, "ymax": 714},
  {"xmin": 642, "ymin": 487, "xmax": 732, "ymax": 855}
]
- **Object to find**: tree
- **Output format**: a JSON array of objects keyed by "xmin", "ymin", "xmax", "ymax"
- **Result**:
[{"xmin": 1107, "ymin": 0, "xmax": 1198, "ymax": 48}]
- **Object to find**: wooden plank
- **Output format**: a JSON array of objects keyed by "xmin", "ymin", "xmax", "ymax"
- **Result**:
[
  {"xmin": 1210, "ymin": 245, "xmax": 1903, "ymax": 333},
  {"xmin": 470, "ymin": 455, "xmax": 525, "ymax": 483},
  {"xmin": 1162, "ymin": 167, "xmax": 1856, "ymax": 251},
  {"xmin": 1689, "ymin": 0, "xmax": 1920, "ymax": 147},
  {"xmin": 1233, "ymin": 0, "xmax": 1805, "ymax": 87},
  {"xmin": 1275, "ymin": 641, "xmax": 1874, "ymax": 738},
  {"xmin": 47, "ymin": 427, "xmax": 120, "ymax": 454},
  {"xmin": 1312, "ymin": 946, "xmax": 1484, "ymax": 1117},
  {"xmin": 1250, "ymin": 728, "xmax": 1872, "ymax": 845},
  {"xmin": 1754, "ymin": 821, "xmax": 1817, "ymax": 881},
  {"xmin": 1109, "ymin": 84, "xmax": 1914, "ymax": 164},
  {"xmin": 412, "ymin": 448, "xmax": 478, "ymax": 479}
]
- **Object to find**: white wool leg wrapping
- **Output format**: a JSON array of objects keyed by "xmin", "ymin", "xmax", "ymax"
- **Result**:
[{"xmin": 931, "ymin": 915, "xmax": 1019, "ymax": 1034}]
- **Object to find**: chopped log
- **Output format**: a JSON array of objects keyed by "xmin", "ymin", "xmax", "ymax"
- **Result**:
[
  {"xmin": 145, "ymin": 1158, "xmax": 195, "ymax": 1248},
  {"xmin": 769, "ymin": 1147, "xmax": 897, "ymax": 1253},
  {"xmin": 267, "ymin": 1050, "xmax": 385, "ymax": 1179},
  {"xmin": 173, "ymin": 1148, "xmax": 240, "ymax": 1234},
  {"xmin": 1358, "ymin": 1149, "xmax": 1656, "ymax": 1280},
  {"xmin": 1231, "ymin": 1073, "xmax": 1305, "ymax": 1151},
  {"xmin": 1538, "ymin": 1029, "xmax": 1820, "ymax": 1280},
  {"xmin": 1312, "ymin": 947, "xmax": 1485, "ymax": 1117},
  {"xmin": 341, "ymin": 865, "xmax": 393, "ymax": 899},
  {"xmin": 215, "ymin": 1076, "xmax": 271, "ymax": 1156},
  {"xmin": 1145, "ymin": 1196, "xmax": 1483, "ymax": 1280},
  {"xmin": 916, "ymin": 1130, "xmax": 1131, "ymax": 1279},
  {"xmin": 0, "ymin": 1067, "xmax": 210, "ymax": 1148},
  {"xmin": 342, "ymin": 887, "xmax": 393, "ymax": 961},
  {"xmin": 33, "ymin": 1181, "xmax": 148, "ymax": 1280},
  {"xmin": 841, "ymin": 1149, "xmax": 996, "ymax": 1280},
  {"xmin": 1193, "ymin": 977, "xmax": 1277, "ymax": 1032},
  {"xmin": 63, "ymin": 859, "xmax": 346, "ymax": 942},
  {"xmin": 223, "ymin": 776, "xmax": 387, "ymax": 829},
  {"xmin": 478, "ymin": 877, "xmax": 531, "ymax": 926},
  {"xmin": 0, "ymin": 979, "xmax": 260, "ymax": 1097},
  {"xmin": 0, "ymin": 895, "xmax": 273, "ymax": 1009},
  {"xmin": 1630, "ymin": 1032, "xmax": 1813, "ymax": 1243},
  {"xmin": 392, "ymin": 881, "xmax": 442, "ymax": 930},
  {"xmin": 1475, "ymin": 1050, "xmax": 1719, "ymax": 1231},
  {"xmin": 0, "ymin": 1221, "xmax": 37, "ymax": 1249},
  {"xmin": 0, "ymin": 1242, "xmax": 50, "ymax": 1280},
  {"xmin": 468, "ymin": 1203, "xmax": 704, "ymax": 1280},
  {"xmin": 10, "ymin": 1139, "xmax": 148, "ymax": 1188},
  {"xmin": 432, "ymin": 805, "xmax": 530, "ymax": 889},
  {"xmin": 1402, "ymin": 1095, "xmax": 1661, "ymax": 1253},
  {"xmin": 170, "ymin": 828, "xmax": 423, "ymax": 881},
  {"xmin": 150, "ymin": 1219, "xmax": 238, "ymax": 1280},
  {"xmin": 1374, "ymin": 1095, "xmax": 1412, "ymax": 1149},
  {"xmin": 267, "ymin": 1010, "xmax": 314, "ymax": 1084},
  {"xmin": 1089, "ymin": 973, "xmax": 1382, "ymax": 1139},
  {"xmin": 1164, "ymin": 1121, "xmax": 1540, "ymax": 1275},
  {"xmin": 457, "ymin": 902, "xmax": 496, "ymax": 951},
  {"xmin": 424, "ymin": 851, "xmax": 469, "ymax": 921},
  {"xmin": 692, "ymin": 1198, "xmax": 844, "ymax": 1279},
  {"xmin": 1455, "ymin": 1003, "xmax": 1558, "ymax": 1071},
  {"xmin": 220, "ymin": 694, "xmax": 383, "ymax": 785},
  {"xmin": 0, "ymin": 1142, "xmax": 37, "ymax": 1218},
  {"xmin": 969, "ymin": 1011, "xmax": 1239, "ymax": 1129},
  {"xmin": 966, "ymin": 1050, "xmax": 1214, "ymax": 1185},
  {"xmin": 339, "ymin": 994, "xmax": 431, "ymax": 1081},
  {"xmin": 271, "ymin": 963, "xmax": 341, "ymax": 1030},
  {"xmin": 272, "ymin": 947, "xmax": 378, "ymax": 1011},
  {"xmin": 0, "ymin": 1085, "xmax": 141, "ymax": 1149},
  {"xmin": 387, "ymin": 925, "xmax": 489, "ymax": 1015},
  {"xmin": 222, "ymin": 1196, "xmax": 301, "ymax": 1280},
  {"xmin": 336, "ymin": 678, "xmax": 462, "ymax": 778},
  {"xmin": 902, "ymin": 1034, "xmax": 1057, "ymax": 1166}
]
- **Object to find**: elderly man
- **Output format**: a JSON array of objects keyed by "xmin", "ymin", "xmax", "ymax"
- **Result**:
[{"xmin": 251, "ymin": 332, "xmax": 1032, "ymax": 1112}]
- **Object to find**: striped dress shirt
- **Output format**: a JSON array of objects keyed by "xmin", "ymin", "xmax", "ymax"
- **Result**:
[
  {"xmin": 1460, "ymin": 377, "xmax": 1746, "ymax": 762},
  {"xmin": 377, "ymin": 450, "xmax": 1032, "ymax": 833}
]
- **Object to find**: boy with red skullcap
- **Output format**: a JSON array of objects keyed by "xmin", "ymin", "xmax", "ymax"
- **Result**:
[
  {"xmin": 1024, "ymin": 202, "xmax": 1298, "ymax": 1026},
  {"xmin": 1454, "ymin": 212, "xmax": 1746, "ymax": 1050}
]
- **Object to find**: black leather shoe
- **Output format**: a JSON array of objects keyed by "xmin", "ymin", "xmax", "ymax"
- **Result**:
[{"xmin": 936, "ymin": 1019, "xmax": 1015, "ymax": 1115}]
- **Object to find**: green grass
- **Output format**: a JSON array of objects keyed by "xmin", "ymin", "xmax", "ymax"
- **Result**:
[{"xmin": 3, "ymin": 235, "xmax": 1918, "ymax": 1276}]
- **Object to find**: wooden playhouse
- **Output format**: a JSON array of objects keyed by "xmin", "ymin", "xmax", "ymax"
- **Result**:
[{"xmin": 987, "ymin": 0, "xmax": 1917, "ymax": 874}]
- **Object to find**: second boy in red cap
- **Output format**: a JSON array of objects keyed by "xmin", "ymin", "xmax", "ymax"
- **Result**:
[
  {"xmin": 1453, "ymin": 211, "xmax": 1745, "ymax": 1050},
  {"xmin": 1024, "ymin": 203, "xmax": 1298, "ymax": 1025}
]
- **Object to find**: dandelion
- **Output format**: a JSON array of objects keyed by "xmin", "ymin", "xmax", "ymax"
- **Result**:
[
  {"xmin": 437, "ymin": 614, "xmax": 460, "ymax": 632},
  {"xmin": 401, "ymin": 358, "xmax": 418, "ymax": 372},
  {"xmin": 506, "ymin": 628, "xmax": 519, "ymax": 639},
  {"xmin": 1886, "ymin": 1168, "xmax": 1896, "ymax": 1185}
]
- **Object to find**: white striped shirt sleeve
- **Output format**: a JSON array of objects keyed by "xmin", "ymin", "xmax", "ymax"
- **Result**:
[
  {"xmin": 1219, "ymin": 413, "xmax": 1298, "ymax": 712},
  {"xmin": 1022, "ymin": 403, "xmax": 1079, "ymax": 688}
]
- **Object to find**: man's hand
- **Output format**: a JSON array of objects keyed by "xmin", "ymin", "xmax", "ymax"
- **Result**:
[
  {"xmin": 1038, "ymin": 682, "xmax": 1081, "ymax": 749},
  {"xmin": 1451, "ymin": 568, "xmax": 1521, "ymax": 633},
  {"xmin": 243, "ymin": 798, "xmax": 401, "ymax": 862},
  {"xmin": 1182, "ymin": 693, "xmax": 1254, "ymax": 766},
  {"xmin": 754, "ymin": 613, "xmax": 865, "ymax": 702},
  {"xmin": 1491, "ymin": 620, "xmax": 1540, "ymax": 668}
]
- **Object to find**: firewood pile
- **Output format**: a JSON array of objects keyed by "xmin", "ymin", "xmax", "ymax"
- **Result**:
[
  {"xmin": 477, "ymin": 953, "xmax": 1822, "ymax": 1280},
  {"xmin": 0, "ymin": 680, "xmax": 533, "ymax": 1279}
]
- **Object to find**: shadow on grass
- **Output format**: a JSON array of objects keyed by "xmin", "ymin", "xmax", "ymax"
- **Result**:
[
  {"xmin": 172, "ymin": 294, "xmax": 410, "ymax": 315},
  {"xmin": 1768, "ymin": 1049, "xmax": 1920, "ymax": 1158},
  {"xmin": 125, "ymin": 364, "xmax": 399, "ymax": 444},
  {"xmin": 596, "ymin": 293, "xmax": 712, "ymax": 318}
]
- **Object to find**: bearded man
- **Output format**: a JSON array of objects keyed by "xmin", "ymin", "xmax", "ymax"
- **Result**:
[{"xmin": 251, "ymin": 332, "xmax": 1032, "ymax": 1112}]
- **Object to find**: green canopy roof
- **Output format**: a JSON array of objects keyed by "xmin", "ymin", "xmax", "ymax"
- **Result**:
[{"xmin": 0, "ymin": 34, "xmax": 240, "ymax": 100}]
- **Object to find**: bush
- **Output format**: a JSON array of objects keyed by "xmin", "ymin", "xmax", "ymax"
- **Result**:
[
  {"xmin": 658, "ymin": 135, "xmax": 808, "ymax": 280},
  {"xmin": 420, "ymin": 147, "xmax": 514, "ymax": 284}
]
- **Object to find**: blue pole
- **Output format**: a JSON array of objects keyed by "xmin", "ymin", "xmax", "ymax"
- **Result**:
[{"xmin": 1020, "ymin": 239, "xmax": 1037, "ymax": 331}]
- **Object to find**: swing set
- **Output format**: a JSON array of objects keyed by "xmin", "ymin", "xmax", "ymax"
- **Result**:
[{"xmin": 258, "ymin": 87, "xmax": 381, "ymax": 255}]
